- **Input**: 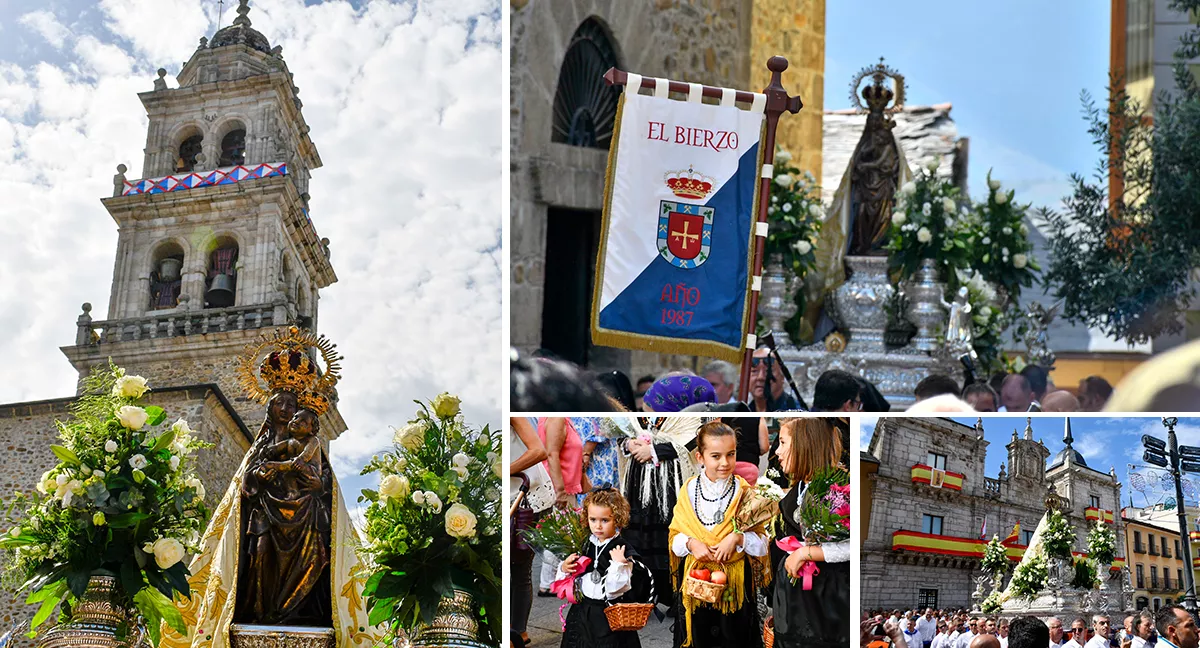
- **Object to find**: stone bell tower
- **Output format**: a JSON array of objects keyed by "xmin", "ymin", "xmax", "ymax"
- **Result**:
[{"xmin": 61, "ymin": 0, "xmax": 345, "ymax": 438}]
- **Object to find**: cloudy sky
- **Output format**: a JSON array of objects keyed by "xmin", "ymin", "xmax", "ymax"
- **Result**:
[
  {"xmin": 863, "ymin": 416, "xmax": 1200, "ymax": 509},
  {"xmin": 0, "ymin": 0, "xmax": 502, "ymax": 506}
]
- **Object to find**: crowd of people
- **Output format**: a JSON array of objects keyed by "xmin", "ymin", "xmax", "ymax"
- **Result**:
[
  {"xmin": 510, "ymin": 347, "xmax": 1114, "ymax": 414},
  {"xmin": 860, "ymin": 608, "xmax": 1198, "ymax": 648},
  {"xmin": 509, "ymin": 416, "xmax": 851, "ymax": 648}
]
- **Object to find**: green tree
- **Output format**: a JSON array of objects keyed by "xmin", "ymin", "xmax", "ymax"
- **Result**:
[{"xmin": 1040, "ymin": 0, "xmax": 1200, "ymax": 344}]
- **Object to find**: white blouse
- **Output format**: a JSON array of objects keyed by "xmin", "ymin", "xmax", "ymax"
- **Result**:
[
  {"xmin": 671, "ymin": 473, "xmax": 769, "ymax": 557},
  {"xmin": 555, "ymin": 534, "xmax": 632, "ymax": 601}
]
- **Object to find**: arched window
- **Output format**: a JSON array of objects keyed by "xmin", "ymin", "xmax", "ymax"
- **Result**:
[
  {"xmin": 149, "ymin": 241, "xmax": 184, "ymax": 310},
  {"xmin": 177, "ymin": 134, "xmax": 203, "ymax": 172},
  {"xmin": 219, "ymin": 128, "xmax": 246, "ymax": 167},
  {"xmin": 204, "ymin": 236, "xmax": 239, "ymax": 308},
  {"xmin": 551, "ymin": 18, "xmax": 620, "ymax": 149}
]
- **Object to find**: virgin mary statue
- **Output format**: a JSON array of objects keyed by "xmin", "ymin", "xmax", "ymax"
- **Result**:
[{"xmin": 161, "ymin": 328, "xmax": 382, "ymax": 648}]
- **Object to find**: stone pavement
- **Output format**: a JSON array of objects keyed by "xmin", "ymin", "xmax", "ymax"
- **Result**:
[{"xmin": 525, "ymin": 554, "xmax": 676, "ymax": 648}]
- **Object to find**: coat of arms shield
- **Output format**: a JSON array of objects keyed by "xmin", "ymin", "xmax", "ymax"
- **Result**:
[{"xmin": 657, "ymin": 201, "xmax": 714, "ymax": 269}]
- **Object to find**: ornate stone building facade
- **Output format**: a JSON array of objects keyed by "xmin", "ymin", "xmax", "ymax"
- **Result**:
[
  {"xmin": 862, "ymin": 417, "xmax": 1125, "ymax": 610},
  {"xmin": 0, "ymin": 1, "xmax": 342, "ymax": 631},
  {"xmin": 510, "ymin": 0, "xmax": 825, "ymax": 376}
]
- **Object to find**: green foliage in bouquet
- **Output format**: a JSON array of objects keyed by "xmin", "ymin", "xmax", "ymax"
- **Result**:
[
  {"xmin": 0, "ymin": 364, "xmax": 211, "ymax": 643},
  {"xmin": 966, "ymin": 170, "xmax": 1041, "ymax": 302},
  {"xmin": 886, "ymin": 159, "xmax": 972, "ymax": 282},
  {"xmin": 519, "ymin": 504, "xmax": 589, "ymax": 560},
  {"xmin": 981, "ymin": 592, "xmax": 1003, "ymax": 614},
  {"xmin": 359, "ymin": 394, "xmax": 501, "ymax": 646},
  {"xmin": 1071, "ymin": 557, "xmax": 1099, "ymax": 590},
  {"xmin": 763, "ymin": 147, "xmax": 824, "ymax": 341},
  {"xmin": 981, "ymin": 535, "xmax": 1010, "ymax": 575},
  {"xmin": 954, "ymin": 269, "xmax": 1012, "ymax": 374},
  {"xmin": 1042, "ymin": 510, "xmax": 1076, "ymax": 559},
  {"xmin": 1087, "ymin": 522, "xmax": 1117, "ymax": 566},
  {"xmin": 799, "ymin": 465, "xmax": 850, "ymax": 544},
  {"xmin": 1010, "ymin": 553, "xmax": 1048, "ymax": 599}
]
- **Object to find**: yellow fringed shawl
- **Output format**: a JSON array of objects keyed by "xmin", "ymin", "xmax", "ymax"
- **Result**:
[{"xmin": 667, "ymin": 475, "xmax": 771, "ymax": 648}]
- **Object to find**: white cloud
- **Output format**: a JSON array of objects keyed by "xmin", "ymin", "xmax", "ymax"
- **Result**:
[
  {"xmin": 0, "ymin": 0, "xmax": 501, "ymax": 488},
  {"xmin": 18, "ymin": 10, "xmax": 70, "ymax": 50}
]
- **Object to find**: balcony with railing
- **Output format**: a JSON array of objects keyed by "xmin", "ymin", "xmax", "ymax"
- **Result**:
[
  {"xmin": 983, "ymin": 477, "xmax": 1002, "ymax": 498},
  {"xmin": 1135, "ymin": 542, "xmax": 1147, "ymax": 554},
  {"xmin": 1150, "ymin": 545, "xmax": 1160, "ymax": 556},
  {"xmin": 73, "ymin": 302, "xmax": 283, "ymax": 347}
]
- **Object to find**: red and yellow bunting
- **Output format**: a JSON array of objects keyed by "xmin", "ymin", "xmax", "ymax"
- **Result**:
[
  {"xmin": 1084, "ymin": 507, "xmax": 1115, "ymax": 524},
  {"xmin": 1189, "ymin": 531, "xmax": 1200, "ymax": 542},
  {"xmin": 891, "ymin": 530, "xmax": 1125, "ymax": 571},
  {"xmin": 911, "ymin": 464, "xmax": 965, "ymax": 491}
]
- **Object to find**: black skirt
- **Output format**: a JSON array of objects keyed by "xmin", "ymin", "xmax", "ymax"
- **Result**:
[
  {"xmin": 672, "ymin": 555, "xmax": 763, "ymax": 648},
  {"xmin": 561, "ymin": 599, "xmax": 642, "ymax": 648},
  {"xmin": 623, "ymin": 448, "xmax": 681, "ymax": 606}
]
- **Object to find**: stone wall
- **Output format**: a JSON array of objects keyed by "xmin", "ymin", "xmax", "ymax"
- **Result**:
[
  {"xmin": 748, "ymin": 0, "xmax": 825, "ymax": 185},
  {"xmin": 861, "ymin": 553, "xmax": 974, "ymax": 611},
  {"xmin": 0, "ymin": 386, "xmax": 248, "ymax": 634}
]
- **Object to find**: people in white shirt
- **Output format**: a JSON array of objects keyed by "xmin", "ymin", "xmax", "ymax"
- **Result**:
[
  {"xmin": 903, "ymin": 619, "xmax": 924, "ymax": 648},
  {"xmin": 553, "ymin": 535, "xmax": 633, "ymax": 600},
  {"xmin": 918, "ymin": 611, "xmax": 938, "ymax": 648},
  {"xmin": 1048, "ymin": 617, "xmax": 1066, "ymax": 648},
  {"xmin": 931, "ymin": 623, "xmax": 951, "ymax": 648},
  {"xmin": 1085, "ymin": 616, "xmax": 1112, "ymax": 648}
]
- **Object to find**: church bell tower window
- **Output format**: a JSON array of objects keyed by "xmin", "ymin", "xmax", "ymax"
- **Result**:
[
  {"xmin": 219, "ymin": 128, "xmax": 247, "ymax": 167},
  {"xmin": 205, "ymin": 239, "xmax": 239, "ymax": 308},
  {"xmin": 149, "ymin": 242, "xmax": 185, "ymax": 310},
  {"xmin": 177, "ymin": 134, "xmax": 204, "ymax": 172}
]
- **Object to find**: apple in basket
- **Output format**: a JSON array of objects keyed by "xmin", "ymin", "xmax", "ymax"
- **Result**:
[
  {"xmin": 710, "ymin": 571, "xmax": 727, "ymax": 585},
  {"xmin": 690, "ymin": 568, "xmax": 711, "ymax": 581}
]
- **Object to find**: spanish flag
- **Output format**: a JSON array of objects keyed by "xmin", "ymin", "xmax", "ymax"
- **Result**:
[{"xmin": 1004, "ymin": 521, "xmax": 1020, "ymax": 544}]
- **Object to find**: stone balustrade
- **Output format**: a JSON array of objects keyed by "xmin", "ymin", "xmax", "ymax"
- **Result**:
[
  {"xmin": 984, "ymin": 477, "xmax": 1002, "ymax": 498},
  {"xmin": 74, "ymin": 302, "xmax": 282, "ymax": 346}
]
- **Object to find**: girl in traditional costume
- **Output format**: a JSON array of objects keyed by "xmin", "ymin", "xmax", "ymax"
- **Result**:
[
  {"xmin": 770, "ymin": 418, "xmax": 849, "ymax": 648},
  {"xmin": 558, "ymin": 488, "xmax": 655, "ymax": 648},
  {"xmin": 668, "ymin": 421, "xmax": 770, "ymax": 648},
  {"xmin": 621, "ymin": 415, "xmax": 701, "ymax": 609}
]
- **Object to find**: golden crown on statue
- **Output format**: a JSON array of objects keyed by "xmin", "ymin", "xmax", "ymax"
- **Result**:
[
  {"xmin": 664, "ymin": 166, "xmax": 715, "ymax": 200},
  {"xmin": 236, "ymin": 326, "xmax": 342, "ymax": 416}
]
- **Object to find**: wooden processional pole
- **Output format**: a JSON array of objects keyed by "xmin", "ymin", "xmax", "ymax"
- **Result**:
[
  {"xmin": 737, "ymin": 57, "xmax": 803, "ymax": 403},
  {"xmin": 602, "ymin": 58, "xmax": 802, "ymax": 403}
]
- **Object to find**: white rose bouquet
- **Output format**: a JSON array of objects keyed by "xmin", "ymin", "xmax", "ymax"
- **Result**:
[
  {"xmin": 966, "ymin": 169, "xmax": 1040, "ymax": 302},
  {"xmin": 359, "ymin": 395, "xmax": 500, "ymax": 646},
  {"xmin": 764, "ymin": 146, "xmax": 824, "ymax": 340},
  {"xmin": 885, "ymin": 158, "xmax": 973, "ymax": 282},
  {"xmin": 0, "ymin": 364, "xmax": 211, "ymax": 643},
  {"xmin": 954, "ymin": 268, "xmax": 1011, "ymax": 374}
]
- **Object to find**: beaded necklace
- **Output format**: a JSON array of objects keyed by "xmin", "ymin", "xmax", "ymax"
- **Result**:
[{"xmin": 693, "ymin": 474, "xmax": 735, "ymax": 525}]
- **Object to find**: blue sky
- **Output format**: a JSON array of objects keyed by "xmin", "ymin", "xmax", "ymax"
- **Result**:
[
  {"xmin": 826, "ymin": 1, "xmax": 1111, "ymax": 209},
  {"xmin": 863, "ymin": 417, "xmax": 1200, "ymax": 508}
]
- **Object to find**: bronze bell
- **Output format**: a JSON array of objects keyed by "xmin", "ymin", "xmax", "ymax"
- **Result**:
[
  {"xmin": 206, "ymin": 273, "xmax": 236, "ymax": 307},
  {"xmin": 158, "ymin": 257, "xmax": 182, "ymax": 282}
]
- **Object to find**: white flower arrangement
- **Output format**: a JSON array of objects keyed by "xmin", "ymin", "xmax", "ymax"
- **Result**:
[{"xmin": 1010, "ymin": 552, "xmax": 1048, "ymax": 599}]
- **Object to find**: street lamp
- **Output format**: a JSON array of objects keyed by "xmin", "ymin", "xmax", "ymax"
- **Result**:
[{"xmin": 1152, "ymin": 416, "xmax": 1199, "ymax": 613}]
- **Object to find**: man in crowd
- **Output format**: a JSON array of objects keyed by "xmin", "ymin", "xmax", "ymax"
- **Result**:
[
  {"xmin": 919, "ymin": 608, "xmax": 939, "ymax": 648},
  {"xmin": 1084, "ymin": 616, "xmax": 1110, "ymax": 648},
  {"xmin": 1001, "ymin": 374, "xmax": 1038, "ymax": 412},
  {"xmin": 998, "ymin": 619, "xmax": 1010, "ymax": 648},
  {"xmin": 700, "ymin": 360, "xmax": 737, "ymax": 404},
  {"xmin": 915, "ymin": 374, "xmax": 960, "ymax": 401},
  {"xmin": 749, "ymin": 346, "xmax": 802, "ymax": 411},
  {"xmin": 813, "ymin": 368, "xmax": 861, "ymax": 412},
  {"xmin": 1009, "ymin": 616, "xmax": 1050, "ymax": 648},
  {"xmin": 971, "ymin": 635, "xmax": 1001, "ymax": 648},
  {"xmin": 932, "ymin": 618, "xmax": 952, "ymax": 648},
  {"xmin": 1021, "ymin": 364, "xmax": 1051, "ymax": 404},
  {"xmin": 634, "ymin": 374, "xmax": 655, "ymax": 410},
  {"xmin": 963, "ymin": 382, "xmax": 999, "ymax": 412},
  {"xmin": 1078, "ymin": 376, "xmax": 1113, "ymax": 412},
  {"xmin": 1132, "ymin": 610, "xmax": 1156, "ymax": 648},
  {"xmin": 1048, "ymin": 617, "xmax": 1065, "ymax": 648},
  {"xmin": 1067, "ymin": 618, "xmax": 1089, "ymax": 648},
  {"xmin": 1042, "ymin": 390, "xmax": 1081, "ymax": 412},
  {"xmin": 1155, "ymin": 605, "xmax": 1197, "ymax": 648},
  {"xmin": 905, "ymin": 617, "xmax": 925, "ymax": 648},
  {"xmin": 958, "ymin": 618, "xmax": 980, "ymax": 648}
]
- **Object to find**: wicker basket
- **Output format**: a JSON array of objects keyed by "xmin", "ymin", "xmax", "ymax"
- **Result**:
[
  {"xmin": 763, "ymin": 616, "xmax": 774, "ymax": 648},
  {"xmin": 604, "ymin": 602, "xmax": 655, "ymax": 631},
  {"xmin": 683, "ymin": 575, "xmax": 726, "ymax": 604}
]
